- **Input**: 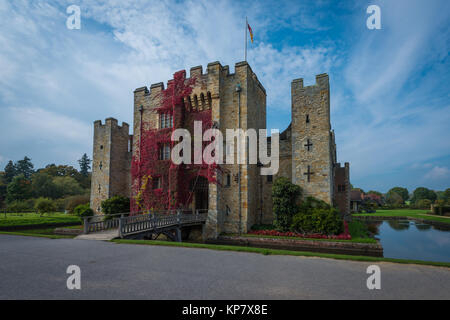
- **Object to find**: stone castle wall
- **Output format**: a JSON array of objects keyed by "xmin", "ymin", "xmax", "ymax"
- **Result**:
[
  {"xmin": 291, "ymin": 74, "xmax": 334, "ymax": 204},
  {"xmin": 90, "ymin": 118, "xmax": 132, "ymax": 214}
]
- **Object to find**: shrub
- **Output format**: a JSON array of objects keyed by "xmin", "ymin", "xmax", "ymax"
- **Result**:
[
  {"xmin": 6, "ymin": 200, "xmax": 34, "ymax": 213},
  {"xmin": 73, "ymin": 204, "xmax": 94, "ymax": 218},
  {"xmin": 272, "ymin": 177, "xmax": 302, "ymax": 231},
  {"xmin": 65, "ymin": 194, "xmax": 90, "ymax": 213},
  {"xmin": 34, "ymin": 198, "xmax": 56, "ymax": 215},
  {"xmin": 291, "ymin": 208, "xmax": 344, "ymax": 235},
  {"xmin": 298, "ymin": 196, "xmax": 331, "ymax": 214},
  {"xmin": 101, "ymin": 196, "xmax": 130, "ymax": 216},
  {"xmin": 416, "ymin": 199, "xmax": 432, "ymax": 209}
]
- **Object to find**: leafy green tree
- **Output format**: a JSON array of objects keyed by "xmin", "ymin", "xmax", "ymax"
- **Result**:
[
  {"xmin": 34, "ymin": 197, "xmax": 56, "ymax": 216},
  {"xmin": 39, "ymin": 164, "xmax": 90, "ymax": 189},
  {"xmin": 15, "ymin": 156, "xmax": 34, "ymax": 179},
  {"xmin": 32, "ymin": 172, "xmax": 59, "ymax": 199},
  {"xmin": 416, "ymin": 199, "xmax": 432, "ymax": 209},
  {"xmin": 78, "ymin": 153, "xmax": 91, "ymax": 176},
  {"xmin": 272, "ymin": 177, "xmax": 302, "ymax": 231},
  {"xmin": 387, "ymin": 187, "xmax": 409, "ymax": 203},
  {"xmin": 443, "ymin": 188, "xmax": 450, "ymax": 204},
  {"xmin": 0, "ymin": 172, "xmax": 6, "ymax": 208},
  {"xmin": 411, "ymin": 187, "xmax": 437, "ymax": 204},
  {"xmin": 6, "ymin": 174, "xmax": 32, "ymax": 203},
  {"xmin": 4, "ymin": 160, "xmax": 17, "ymax": 183},
  {"xmin": 53, "ymin": 176, "xmax": 83, "ymax": 197},
  {"xmin": 386, "ymin": 191, "xmax": 403, "ymax": 205},
  {"xmin": 367, "ymin": 190, "xmax": 382, "ymax": 197}
]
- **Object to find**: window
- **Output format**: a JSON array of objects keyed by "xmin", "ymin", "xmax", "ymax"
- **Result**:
[
  {"xmin": 160, "ymin": 113, "xmax": 173, "ymax": 129},
  {"xmin": 226, "ymin": 174, "xmax": 231, "ymax": 187},
  {"xmin": 338, "ymin": 185, "xmax": 346, "ymax": 192},
  {"xmin": 267, "ymin": 175, "xmax": 273, "ymax": 183},
  {"xmin": 226, "ymin": 205, "xmax": 231, "ymax": 216},
  {"xmin": 152, "ymin": 177, "xmax": 162, "ymax": 189},
  {"xmin": 99, "ymin": 161, "xmax": 103, "ymax": 170},
  {"xmin": 159, "ymin": 143, "xmax": 171, "ymax": 160},
  {"xmin": 306, "ymin": 114, "xmax": 310, "ymax": 124},
  {"xmin": 100, "ymin": 145, "xmax": 104, "ymax": 150}
]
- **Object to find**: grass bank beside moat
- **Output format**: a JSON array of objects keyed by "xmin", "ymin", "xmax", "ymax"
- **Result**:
[
  {"xmin": 353, "ymin": 209, "xmax": 450, "ymax": 224},
  {"xmin": 111, "ymin": 239, "xmax": 450, "ymax": 268}
]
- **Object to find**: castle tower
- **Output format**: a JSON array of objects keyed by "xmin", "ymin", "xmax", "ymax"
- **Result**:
[
  {"xmin": 291, "ymin": 74, "xmax": 334, "ymax": 204},
  {"xmin": 90, "ymin": 118, "xmax": 132, "ymax": 214}
]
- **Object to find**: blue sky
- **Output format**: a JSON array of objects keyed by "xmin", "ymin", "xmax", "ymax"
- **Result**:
[{"xmin": 0, "ymin": 0, "xmax": 449, "ymax": 193}]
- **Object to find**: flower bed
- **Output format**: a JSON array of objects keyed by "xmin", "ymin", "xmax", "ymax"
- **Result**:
[{"xmin": 248, "ymin": 222, "xmax": 351, "ymax": 240}]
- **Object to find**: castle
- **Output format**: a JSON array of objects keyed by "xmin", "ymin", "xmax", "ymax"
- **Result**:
[{"xmin": 90, "ymin": 61, "xmax": 350, "ymax": 238}]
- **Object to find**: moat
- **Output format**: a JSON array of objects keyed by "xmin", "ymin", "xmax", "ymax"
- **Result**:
[{"xmin": 367, "ymin": 219, "xmax": 450, "ymax": 263}]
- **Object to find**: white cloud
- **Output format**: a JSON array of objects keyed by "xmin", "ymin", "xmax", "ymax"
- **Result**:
[{"xmin": 424, "ymin": 166, "xmax": 450, "ymax": 181}]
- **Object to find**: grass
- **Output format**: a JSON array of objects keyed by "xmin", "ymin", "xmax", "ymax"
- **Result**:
[
  {"xmin": 353, "ymin": 209, "xmax": 450, "ymax": 224},
  {"xmin": 0, "ymin": 212, "xmax": 81, "ymax": 229},
  {"xmin": 112, "ymin": 239, "xmax": 450, "ymax": 268},
  {"xmin": 0, "ymin": 228, "xmax": 75, "ymax": 239},
  {"xmin": 227, "ymin": 232, "xmax": 377, "ymax": 244}
]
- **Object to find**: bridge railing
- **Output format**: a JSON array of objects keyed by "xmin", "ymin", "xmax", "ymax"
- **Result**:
[
  {"xmin": 119, "ymin": 211, "xmax": 207, "ymax": 238},
  {"xmin": 83, "ymin": 210, "xmax": 208, "ymax": 235},
  {"xmin": 82, "ymin": 212, "xmax": 128, "ymax": 234}
]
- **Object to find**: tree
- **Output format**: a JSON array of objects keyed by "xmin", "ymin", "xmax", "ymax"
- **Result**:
[
  {"xmin": 53, "ymin": 176, "xmax": 83, "ymax": 197},
  {"xmin": 443, "ymin": 188, "xmax": 450, "ymax": 204},
  {"xmin": 78, "ymin": 153, "xmax": 91, "ymax": 176},
  {"xmin": 6, "ymin": 174, "xmax": 32, "ymax": 203},
  {"xmin": 32, "ymin": 172, "xmax": 59, "ymax": 199},
  {"xmin": 34, "ymin": 198, "xmax": 56, "ymax": 216},
  {"xmin": 0, "ymin": 172, "xmax": 7, "ymax": 208},
  {"xmin": 411, "ymin": 187, "xmax": 437, "ymax": 204},
  {"xmin": 367, "ymin": 190, "xmax": 382, "ymax": 197},
  {"xmin": 386, "ymin": 191, "xmax": 403, "ymax": 206},
  {"xmin": 272, "ymin": 177, "xmax": 302, "ymax": 231},
  {"xmin": 15, "ymin": 156, "xmax": 34, "ymax": 179},
  {"xmin": 387, "ymin": 187, "xmax": 409, "ymax": 203},
  {"xmin": 4, "ymin": 160, "xmax": 17, "ymax": 183}
]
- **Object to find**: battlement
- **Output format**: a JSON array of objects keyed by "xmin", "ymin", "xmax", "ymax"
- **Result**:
[
  {"xmin": 137, "ymin": 61, "xmax": 266, "ymax": 97},
  {"xmin": 94, "ymin": 118, "xmax": 130, "ymax": 133},
  {"xmin": 292, "ymin": 73, "xmax": 329, "ymax": 91}
]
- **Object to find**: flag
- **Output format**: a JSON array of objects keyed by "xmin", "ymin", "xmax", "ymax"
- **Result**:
[{"xmin": 247, "ymin": 23, "xmax": 254, "ymax": 43}]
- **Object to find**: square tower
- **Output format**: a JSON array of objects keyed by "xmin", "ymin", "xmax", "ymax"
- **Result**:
[
  {"xmin": 291, "ymin": 74, "xmax": 334, "ymax": 204},
  {"xmin": 90, "ymin": 118, "xmax": 132, "ymax": 213}
]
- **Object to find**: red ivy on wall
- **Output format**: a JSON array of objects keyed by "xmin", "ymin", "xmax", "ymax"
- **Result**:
[{"xmin": 130, "ymin": 70, "xmax": 219, "ymax": 214}]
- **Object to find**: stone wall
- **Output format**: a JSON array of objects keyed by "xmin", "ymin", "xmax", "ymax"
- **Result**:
[
  {"xmin": 291, "ymin": 74, "xmax": 333, "ymax": 204},
  {"xmin": 90, "ymin": 118, "xmax": 132, "ymax": 214}
]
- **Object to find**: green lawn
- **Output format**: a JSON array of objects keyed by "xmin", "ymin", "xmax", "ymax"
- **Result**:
[
  {"xmin": 0, "ymin": 228, "xmax": 75, "ymax": 239},
  {"xmin": 353, "ymin": 209, "xmax": 450, "ymax": 224},
  {"xmin": 0, "ymin": 212, "xmax": 81, "ymax": 229}
]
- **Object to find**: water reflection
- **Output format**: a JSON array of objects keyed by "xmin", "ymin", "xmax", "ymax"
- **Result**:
[{"xmin": 367, "ymin": 219, "xmax": 450, "ymax": 263}]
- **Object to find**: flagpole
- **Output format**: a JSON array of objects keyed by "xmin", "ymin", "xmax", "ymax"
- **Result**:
[{"xmin": 245, "ymin": 16, "xmax": 247, "ymax": 62}]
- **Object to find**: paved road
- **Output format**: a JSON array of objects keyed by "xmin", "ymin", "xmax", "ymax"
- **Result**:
[{"xmin": 0, "ymin": 234, "xmax": 449, "ymax": 299}]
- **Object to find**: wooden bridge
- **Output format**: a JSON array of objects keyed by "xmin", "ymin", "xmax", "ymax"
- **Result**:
[{"xmin": 76, "ymin": 211, "xmax": 207, "ymax": 241}]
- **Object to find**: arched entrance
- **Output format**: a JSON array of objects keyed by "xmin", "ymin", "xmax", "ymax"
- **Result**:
[{"xmin": 191, "ymin": 176, "xmax": 209, "ymax": 211}]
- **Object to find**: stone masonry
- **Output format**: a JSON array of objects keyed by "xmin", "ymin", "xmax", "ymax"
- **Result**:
[{"xmin": 90, "ymin": 61, "xmax": 350, "ymax": 237}]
